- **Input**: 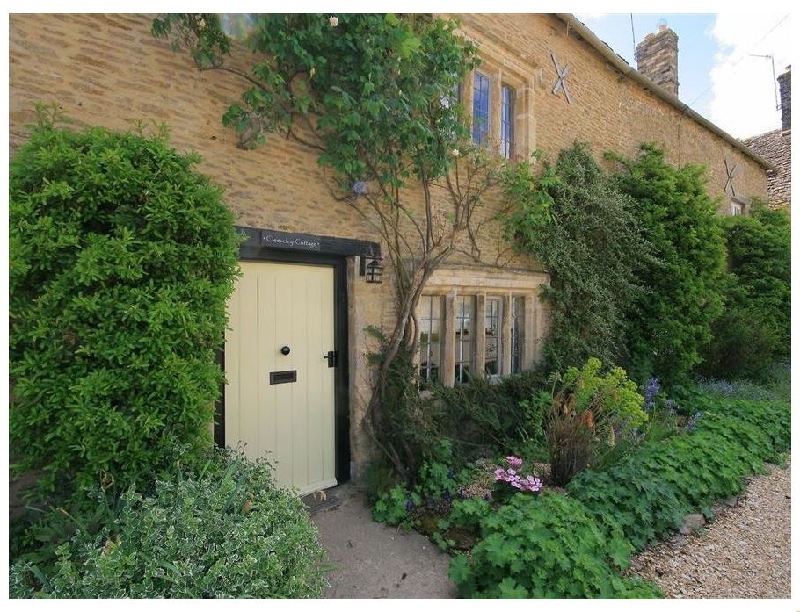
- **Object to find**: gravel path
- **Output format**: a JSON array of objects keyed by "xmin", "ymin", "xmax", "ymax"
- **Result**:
[{"xmin": 628, "ymin": 458, "xmax": 791, "ymax": 598}]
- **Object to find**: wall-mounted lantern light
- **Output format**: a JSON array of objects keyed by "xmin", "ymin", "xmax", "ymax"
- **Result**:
[{"xmin": 359, "ymin": 255, "xmax": 384, "ymax": 284}]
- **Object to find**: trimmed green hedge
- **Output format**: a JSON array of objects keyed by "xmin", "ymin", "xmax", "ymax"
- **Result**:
[{"xmin": 9, "ymin": 116, "xmax": 241, "ymax": 502}]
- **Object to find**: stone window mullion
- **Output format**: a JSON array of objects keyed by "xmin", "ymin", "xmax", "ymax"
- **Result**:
[
  {"xmin": 501, "ymin": 293, "xmax": 512, "ymax": 375},
  {"xmin": 524, "ymin": 294, "xmax": 537, "ymax": 370},
  {"xmin": 474, "ymin": 293, "xmax": 486, "ymax": 378},
  {"xmin": 442, "ymin": 292, "xmax": 456, "ymax": 386},
  {"xmin": 491, "ymin": 72, "xmax": 502, "ymax": 149}
]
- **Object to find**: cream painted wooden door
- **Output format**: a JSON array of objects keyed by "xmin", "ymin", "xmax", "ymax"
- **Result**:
[{"xmin": 225, "ymin": 261, "xmax": 337, "ymax": 495}]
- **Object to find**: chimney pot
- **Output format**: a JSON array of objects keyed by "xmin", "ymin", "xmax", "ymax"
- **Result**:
[
  {"xmin": 778, "ymin": 66, "xmax": 791, "ymax": 132},
  {"xmin": 636, "ymin": 23, "xmax": 679, "ymax": 97}
]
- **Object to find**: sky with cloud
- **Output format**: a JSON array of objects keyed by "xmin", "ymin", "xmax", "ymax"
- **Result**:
[{"xmin": 576, "ymin": 12, "xmax": 792, "ymax": 140}]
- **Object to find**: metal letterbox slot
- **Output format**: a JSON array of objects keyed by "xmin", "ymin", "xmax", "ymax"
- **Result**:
[{"xmin": 270, "ymin": 370, "xmax": 297, "ymax": 385}]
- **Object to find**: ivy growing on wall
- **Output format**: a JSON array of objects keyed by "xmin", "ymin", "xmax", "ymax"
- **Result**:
[{"xmin": 502, "ymin": 142, "xmax": 651, "ymax": 374}]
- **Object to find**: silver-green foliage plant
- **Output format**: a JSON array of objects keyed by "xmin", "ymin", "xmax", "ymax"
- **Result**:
[
  {"xmin": 9, "ymin": 449, "xmax": 328, "ymax": 598},
  {"xmin": 502, "ymin": 143, "xmax": 652, "ymax": 374},
  {"xmin": 9, "ymin": 107, "xmax": 241, "ymax": 502}
]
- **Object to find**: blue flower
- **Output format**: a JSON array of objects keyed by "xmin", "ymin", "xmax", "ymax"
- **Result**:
[
  {"xmin": 352, "ymin": 181, "xmax": 368, "ymax": 196},
  {"xmin": 643, "ymin": 377, "xmax": 660, "ymax": 411},
  {"xmin": 685, "ymin": 411, "xmax": 702, "ymax": 432}
]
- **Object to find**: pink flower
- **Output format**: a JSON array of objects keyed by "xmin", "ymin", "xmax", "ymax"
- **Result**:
[
  {"xmin": 506, "ymin": 456, "xmax": 523, "ymax": 469},
  {"xmin": 523, "ymin": 476, "xmax": 542, "ymax": 492}
]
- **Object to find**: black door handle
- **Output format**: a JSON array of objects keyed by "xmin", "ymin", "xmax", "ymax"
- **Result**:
[
  {"xmin": 324, "ymin": 350, "xmax": 337, "ymax": 368},
  {"xmin": 280, "ymin": 346, "xmax": 291, "ymax": 356}
]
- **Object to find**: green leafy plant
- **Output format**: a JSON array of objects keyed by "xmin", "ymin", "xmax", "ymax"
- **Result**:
[
  {"xmin": 9, "ymin": 110, "xmax": 241, "ymax": 505},
  {"xmin": 10, "ymin": 448, "xmax": 328, "ymax": 599},
  {"xmin": 448, "ymin": 492, "xmax": 662, "ymax": 598},
  {"xmin": 372, "ymin": 439, "xmax": 472, "ymax": 528},
  {"xmin": 568, "ymin": 394, "xmax": 790, "ymax": 550},
  {"xmin": 372, "ymin": 483, "xmax": 420, "ymax": 527}
]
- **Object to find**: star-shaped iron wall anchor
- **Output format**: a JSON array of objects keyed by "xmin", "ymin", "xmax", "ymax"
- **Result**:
[
  {"xmin": 724, "ymin": 159, "xmax": 737, "ymax": 198},
  {"xmin": 551, "ymin": 52, "xmax": 572, "ymax": 104}
]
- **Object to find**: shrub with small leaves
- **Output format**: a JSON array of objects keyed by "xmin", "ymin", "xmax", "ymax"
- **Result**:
[{"xmin": 9, "ymin": 449, "xmax": 328, "ymax": 599}]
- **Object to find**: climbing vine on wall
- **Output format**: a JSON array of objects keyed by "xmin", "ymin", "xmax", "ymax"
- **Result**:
[{"xmin": 152, "ymin": 13, "xmax": 506, "ymax": 479}]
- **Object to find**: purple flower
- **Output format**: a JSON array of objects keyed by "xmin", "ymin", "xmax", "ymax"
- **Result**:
[
  {"xmin": 352, "ymin": 181, "xmax": 368, "ymax": 196},
  {"xmin": 685, "ymin": 411, "xmax": 702, "ymax": 432},
  {"xmin": 494, "ymin": 456, "xmax": 544, "ymax": 497}
]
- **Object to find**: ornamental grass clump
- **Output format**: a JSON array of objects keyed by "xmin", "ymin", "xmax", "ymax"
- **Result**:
[{"xmin": 538, "ymin": 357, "xmax": 647, "ymax": 485}]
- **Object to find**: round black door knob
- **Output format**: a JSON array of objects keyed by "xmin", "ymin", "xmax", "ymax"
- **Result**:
[{"xmin": 280, "ymin": 346, "xmax": 291, "ymax": 356}]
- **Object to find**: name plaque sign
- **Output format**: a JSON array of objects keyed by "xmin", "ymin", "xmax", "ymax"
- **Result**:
[{"xmin": 260, "ymin": 230, "xmax": 322, "ymax": 252}]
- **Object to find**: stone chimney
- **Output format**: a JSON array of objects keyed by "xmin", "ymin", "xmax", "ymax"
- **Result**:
[
  {"xmin": 777, "ymin": 66, "xmax": 790, "ymax": 131},
  {"xmin": 636, "ymin": 21, "xmax": 679, "ymax": 97}
]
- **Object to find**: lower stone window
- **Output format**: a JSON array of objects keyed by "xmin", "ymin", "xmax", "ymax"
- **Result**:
[{"xmin": 417, "ymin": 288, "xmax": 540, "ymax": 386}]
